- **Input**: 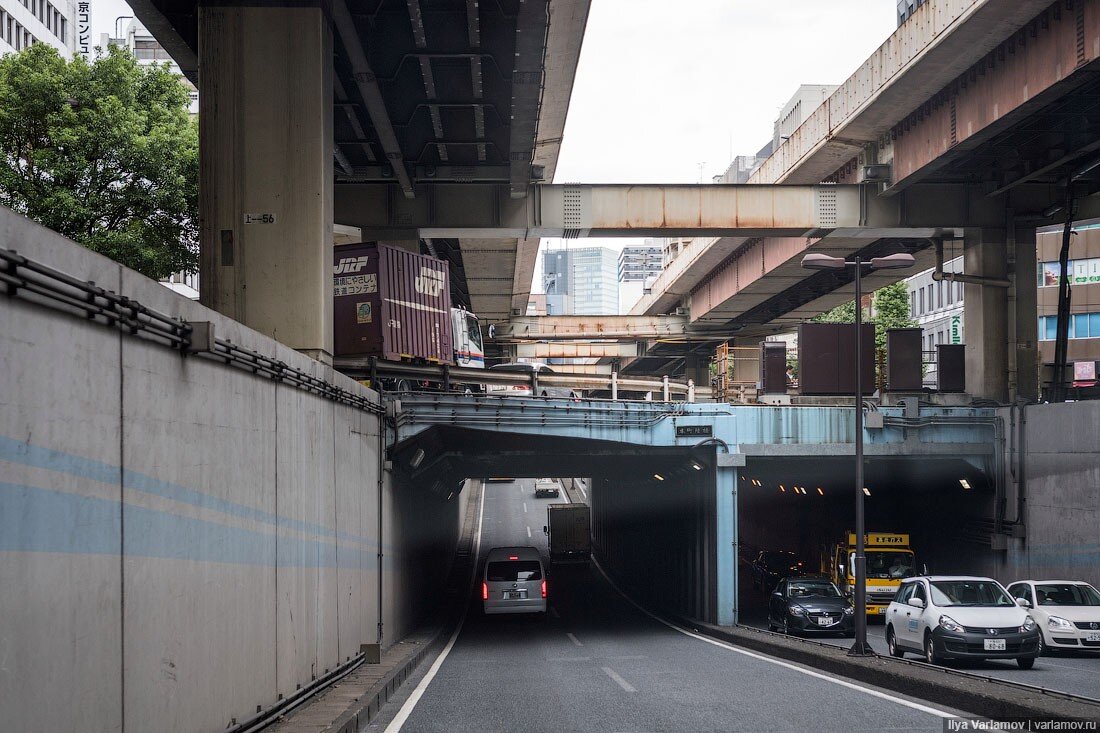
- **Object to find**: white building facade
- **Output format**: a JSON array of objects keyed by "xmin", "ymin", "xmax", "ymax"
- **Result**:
[
  {"xmin": 0, "ymin": 0, "xmax": 77, "ymax": 56},
  {"xmin": 904, "ymin": 257, "xmax": 966, "ymax": 384}
]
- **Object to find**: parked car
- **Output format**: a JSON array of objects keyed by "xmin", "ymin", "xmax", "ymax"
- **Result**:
[
  {"xmin": 749, "ymin": 550, "xmax": 806, "ymax": 593},
  {"xmin": 885, "ymin": 576, "xmax": 1040, "ymax": 668},
  {"xmin": 534, "ymin": 478, "xmax": 560, "ymax": 498},
  {"xmin": 1006, "ymin": 580, "xmax": 1100, "ymax": 655},
  {"xmin": 482, "ymin": 547, "xmax": 547, "ymax": 616},
  {"xmin": 484, "ymin": 362, "xmax": 578, "ymax": 398},
  {"xmin": 768, "ymin": 576, "xmax": 855, "ymax": 637}
]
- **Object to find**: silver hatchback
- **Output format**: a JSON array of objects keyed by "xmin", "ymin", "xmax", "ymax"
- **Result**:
[{"xmin": 482, "ymin": 546, "xmax": 547, "ymax": 615}]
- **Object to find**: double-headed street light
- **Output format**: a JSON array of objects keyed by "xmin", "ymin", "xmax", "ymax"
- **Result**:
[{"xmin": 800, "ymin": 251, "xmax": 915, "ymax": 656}]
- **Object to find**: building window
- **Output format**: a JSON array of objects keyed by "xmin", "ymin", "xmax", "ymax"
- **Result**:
[
  {"xmin": 919, "ymin": 288, "xmax": 925, "ymax": 314},
  {"xmin": 927, "ymin": 284, "xmax": 934, "ymax": 311},
  {"xmin": 910, "ymin": 291, "xmax": 917, "ymax": 318},
  {"xmin": 1039, "ymin": 312, "xmax": 1100, "ymax": 340},
  {"xmin": 937, "ymin": 281, "xmax": 943, "ymax": 309}
]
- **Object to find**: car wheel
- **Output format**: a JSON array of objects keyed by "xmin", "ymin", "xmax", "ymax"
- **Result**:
[
  {"xmin": 1017, "ymin": 656, "xmax": 1035, "ymax": 670},
  {"xmin": 887, "ymin": 627, "xmax": 904, "ymax": 658},
  {"xmin": 924, "ymin": 631, "xmax": 942, "ymax": 665},
  {"xmin": 782, "ymin": 618, "xmax": 792, "ymax": 636},
  {"xmin": 1037, "ymin": 634, "xmax": 1047, "ymax": 657}
]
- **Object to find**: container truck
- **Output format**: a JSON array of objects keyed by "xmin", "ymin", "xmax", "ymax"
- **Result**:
[
  {"xmin": 821, "ymin": 531, "xmax": 917, "ymax": 617},
  {"xmin": 544, "ymin": 504, "xmax": 591, "ymax": 563},
  {"xmin": 333, "ymin": 242, "xmax": 485, "ymax": 370}
]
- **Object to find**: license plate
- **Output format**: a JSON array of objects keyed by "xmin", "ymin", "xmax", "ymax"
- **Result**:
[
  {"xmin": 817, "ymin": 617, "xmax": 834, "ymax": 626},
  {"xmin": 984, "ymin": 638, "xmax": 1006, "ymax": 651},
  {"xmin": 504, "ymin": 591, "xmax": 527, "ymax": 600},
  {"xmin": 1086, "ymin": 632, "xmax": 1100, "ymax": 642},
  {"xmin": 877, "ymin": 607, "xmax": 887, "ymax": 614}
]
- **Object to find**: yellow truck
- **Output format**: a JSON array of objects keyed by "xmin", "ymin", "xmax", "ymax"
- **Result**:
[{"xmin": 823, "ymin": 532, "xmax": 917, "ymax": 616}]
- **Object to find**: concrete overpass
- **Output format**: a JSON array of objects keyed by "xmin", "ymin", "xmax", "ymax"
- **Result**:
[
  {"xmin": 625, "ymin": 0, "xmax": 1100, "ymax": 401},
  {"xmin": 129, "ymin": 0, "xmax": 589, "ymax": 342}
]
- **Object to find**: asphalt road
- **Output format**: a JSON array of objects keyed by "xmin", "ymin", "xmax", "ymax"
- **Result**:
[
  {"xmin": 371, "ymin": 478, "xmax": 960, "ymax": 732},
  {"xmin": 738, "ymin": 582, "xmax": 1100, "ymax": 701}
]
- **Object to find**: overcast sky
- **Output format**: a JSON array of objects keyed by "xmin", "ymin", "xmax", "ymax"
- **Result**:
[{"xmin": 94, "ymin": 1, "xmax": 898, "ymax": 291}]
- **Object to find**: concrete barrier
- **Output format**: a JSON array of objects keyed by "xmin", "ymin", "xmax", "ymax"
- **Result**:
[{"xmin": 0, "ymin": 207, "xmax": 471, "ymax": 732}]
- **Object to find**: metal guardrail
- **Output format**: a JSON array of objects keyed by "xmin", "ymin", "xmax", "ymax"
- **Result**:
[
  {"xmin": 333, "ymin": 356, "xmax": 711, "ymax": 402},
  {"xmin": 1, "ymin": 247, "xmax": 384, "ymax": 415}
]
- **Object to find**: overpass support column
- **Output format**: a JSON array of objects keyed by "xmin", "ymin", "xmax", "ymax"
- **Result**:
[
  {"xmin": 715, "ymin": 467, "xmax": 738, "ymax": 626},
  {"xmin": 198, "ymin": 6, "xmax": 334, "ymax": 362},
  {"xmin": 963, "ymin": 227, "xmax": 1039, "ymax": 402}
]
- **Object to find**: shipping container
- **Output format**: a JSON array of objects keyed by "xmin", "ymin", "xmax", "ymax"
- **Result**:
[{"xmin": 334, "ymin": 242, "xmax": 455, "ymax": 363}]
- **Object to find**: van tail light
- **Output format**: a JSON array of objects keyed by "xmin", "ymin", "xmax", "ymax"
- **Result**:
[
  {"xmin": 541, "ymin": 580, "xmax": 547, "ymax": 599},
  {"xmin": 482, "ymin": 581, "xmax": 488, "ymax": 600}
]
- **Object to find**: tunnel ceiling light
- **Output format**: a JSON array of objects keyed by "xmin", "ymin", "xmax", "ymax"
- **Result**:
[
  {"xmin": 409, "ymin": 447, "xmax": 426, "ymax": 469},
  {"xmin": 690, "ymin": 462, "xmax": 703, "ymax": 471},
  {"xmin": 653, "ymin": 473, "xmax": 665, "ymax": 481},
  {"xmin": 779, "ymin": 484, "xmax": 785, "ymax": 492},
  {"xmin": 959, "ymin": 478, "xmax": 972, "ymax": 490},
  {"xmin": 816, "ymin": 487, "xmax": 824, "ymax": 496},
  {"xmin": 863, "ymin": 487, "xmax": 871, "ymax": 496}
]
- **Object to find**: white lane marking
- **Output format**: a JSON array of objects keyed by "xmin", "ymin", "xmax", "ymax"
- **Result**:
[
  {"xmin": 523, "ymin": 501, "xmax": 528, "ymax": 513},
  {"xmin": 592, "ymin": 558, "xmax": 956, "ymax": 719},
  {"xmin": 384, "ymin": 487, "xmax": 486, "ymax": 732},
  {"xmin": 566, "ymin": 632, "xmax": 583, "ymax": 647},
  {"xmin": 547, "ymin": 656, "xmax": 591, "ymax": 662},
  {"xmin": 526, "ymin": 525, "xmax": 532, "ymax": 538},
  {"xmin": 580, "ymin": 486, "xmax": 587, "ymax": 499},
  {"xmin": 601, "ymin": 666, "xmax": 637, "ymax": 692}
]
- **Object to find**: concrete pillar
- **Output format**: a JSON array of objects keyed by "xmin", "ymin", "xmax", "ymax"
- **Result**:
[
  {"xmin": 715, "ymin": 467, "xmax": 738, "ymax": 626},
  {"xmin": 1011, "ymin": 225, "xmax": 1039, "ymax": 403},
  {"xmin": 199, "ymin": 6, "xmax": 334, "ymax": 361},
  {"xmin": 963, "ymin": 227, "xmax": 1039, "ymax": 403},
  {"xmin": 964, "ymin": 229, "xmax": 1008, "ymax": 401}
]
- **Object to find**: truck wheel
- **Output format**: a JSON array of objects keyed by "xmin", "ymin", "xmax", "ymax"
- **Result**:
[
  {"xmin": 1017, "ymin": 656, "xmax": 1035, "ymax": 670},
  {"xmin": 886, "ymin": 627, "xmax": 904, "ymax": 658}
]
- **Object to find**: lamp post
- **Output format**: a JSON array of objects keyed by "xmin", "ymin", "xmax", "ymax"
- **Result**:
[{"xmin": 800, "ymin": 251, "xmax": 915, "ymax": 656}]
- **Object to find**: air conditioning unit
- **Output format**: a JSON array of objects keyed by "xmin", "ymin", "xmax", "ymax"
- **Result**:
[{"xmin": 859, "ymin": 164, "xmax": 892, "ymax": 183}]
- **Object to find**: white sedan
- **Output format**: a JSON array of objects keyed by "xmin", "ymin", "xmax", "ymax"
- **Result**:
[{"xmin": 1007, "ymin": 580, "xmax": 1100, "ymax": 655}]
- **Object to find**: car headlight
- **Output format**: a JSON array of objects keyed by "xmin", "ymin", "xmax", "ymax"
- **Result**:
[
  {"xmin": 1021, "ymin": 615, "xmax": 1036, "ymax": 632},
  {"xmin": 1047, "ymin": 615, "xmax": 1074, "ymax": 630},
  {"xmin": 788, "ymin": 604, "xmax": 807, "ymax": 616},
  {"xmin": 843, "ymin": 606, "xmax": 854, "ymax": 615},
  {"xmin": 938, "ymin": 615, "xmax": 964, "ymax": 633}
]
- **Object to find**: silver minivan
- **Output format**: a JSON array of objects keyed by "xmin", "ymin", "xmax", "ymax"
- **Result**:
[{"xmin": 482, "ymin": 546, "xmax": 547, "ymax": 615}]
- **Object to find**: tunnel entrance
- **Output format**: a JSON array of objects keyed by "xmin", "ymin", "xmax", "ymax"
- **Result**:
[{"xmin": 736, "ymin": 455, "xmax": 997, "ymax": 624}]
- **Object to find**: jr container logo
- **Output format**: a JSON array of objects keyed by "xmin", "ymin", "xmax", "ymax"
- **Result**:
[
  {"xmin": 415, "ymin": 267, "xmax": 445, "ymax": 297},
  {"xmin": 334, "ymin": 256, "xmax": 370, "ymax": 275}
]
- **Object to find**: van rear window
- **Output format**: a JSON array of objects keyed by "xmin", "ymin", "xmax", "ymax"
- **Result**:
[{"xmin": 487, "ymin": 561, "xmax": 542, "ymax": 582}]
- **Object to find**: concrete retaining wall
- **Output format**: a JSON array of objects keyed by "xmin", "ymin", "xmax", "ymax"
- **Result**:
[
  {"xmin": 0, "ymin": 208, "xmax": 470, "ymax": 732},
  {"xmin": 1001, "ymin": 401, "xmax": 1100, "ymax": 587}
]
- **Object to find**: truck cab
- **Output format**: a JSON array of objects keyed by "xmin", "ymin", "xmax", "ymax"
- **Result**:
[
  {"xmin": 827, "ymin": 532, "xmax": 917, "ymax": 617},
  {"xmin": 450, "ymin": 307, "xmax": 484, "ymax": 369}
]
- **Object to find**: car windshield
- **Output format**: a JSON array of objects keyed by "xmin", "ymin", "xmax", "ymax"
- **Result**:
[
  {"xmin": 861, "ymin": 551, "xmax": 916, "ymax": 579},
  {"xmin": 465, "ymin": 315, "xmax": 483, "ymax": 350},
  {"xmin": 788, "ymin": 581, "xmax": 842, "ymax": 599},
  {"xmin": 1035, "ymin": 583, "xmax": 1100, "ymax": 606},
  {"xmin": 487, "ymin": 561, "xmax": 542, "ymax": 582},
  {"xmin": 929, "ymin": 580, "xmax": 1014, "ymax": 607}
]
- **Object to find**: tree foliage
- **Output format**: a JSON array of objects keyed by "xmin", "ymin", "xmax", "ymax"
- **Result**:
[{"xmin": 0, "ymin": 43, "xmax": 198, "ymax": 279}]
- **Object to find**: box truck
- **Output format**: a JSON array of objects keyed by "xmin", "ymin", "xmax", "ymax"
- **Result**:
[
  {"xmin": 333, "ymin": 242, "xmax": 484, "ymax": 369},
  {"xmin": 544, "ymin": 504, "xmax": 591, "ymax": 563}
]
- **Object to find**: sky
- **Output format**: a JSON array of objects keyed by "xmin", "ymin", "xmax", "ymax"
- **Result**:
[{"xmin": 92, "ymin": 1, "xmax": 899, "ymax": 292}]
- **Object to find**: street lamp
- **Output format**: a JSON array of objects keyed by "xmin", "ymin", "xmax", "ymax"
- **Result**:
[{"xmin": 801, "ymin": 251, "xmax": 915, "ymax": 656}]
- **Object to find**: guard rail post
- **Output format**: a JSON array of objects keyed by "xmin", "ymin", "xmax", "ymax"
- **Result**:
[
  {"xmin": 611, "ymin": 372, "xmax": 618, "ymax": 401},
  {"xmin": 662, "ymin": 375, "xmax": 670, "ymax": 402}
]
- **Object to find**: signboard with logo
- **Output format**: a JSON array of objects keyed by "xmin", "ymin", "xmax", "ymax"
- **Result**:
[
  {"xmin": 950, "ymin": 315, "xmax": 961, "ymax": 344},
  {"xmin": 78, "ymin": 2, "xmax": 91, "ymax": 58}
]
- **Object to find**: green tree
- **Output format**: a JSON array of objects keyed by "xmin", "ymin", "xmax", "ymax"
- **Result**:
[{"xmin": 0, "ymin": 43, "xmax": 198, "ymax": 279}]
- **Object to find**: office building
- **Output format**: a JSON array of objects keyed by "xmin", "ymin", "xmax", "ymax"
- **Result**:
[
  {"xmin": 1036, "ymin": 222, "xmax": 1100, "ymax": 380},
  {"xmin": 0, "ymin": 0, "xmax": 77, "ymax": 56},
  {"xmin": 102, "ymin": 19, "xmax": 198, "ymax": 115},
  {"xmin": 543, "ymin": 246, "xmax": 618, "ymax": 315},
  {"xmin": 617, "ymin": 243, "xmax": 663, "ymax": 282},
  {"xmin": 904, "ymin": 257, "xmax": 966, "ymax": 385}
]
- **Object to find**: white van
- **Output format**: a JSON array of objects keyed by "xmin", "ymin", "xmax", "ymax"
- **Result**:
[{"xmin": 482, "ymin": 546, "xmax": 547, "ymax": 615}]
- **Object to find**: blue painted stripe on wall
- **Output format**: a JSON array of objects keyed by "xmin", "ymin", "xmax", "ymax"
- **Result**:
[
  {"xmin": 0, "ymin": 481, "xmax": 379, "ymax": 569},
  {"xmin": 0, "ymin": 435, "xmax": 379, "ymax": 546}
]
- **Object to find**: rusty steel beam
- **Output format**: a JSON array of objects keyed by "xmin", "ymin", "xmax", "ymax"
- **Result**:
[
  {"xmin": 513, "ymin": 342, "xmax": 642, "ymax": 359},
  {"xmin": 492, "ymin": 314, "xmax": 692, "ymax": 340}
]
